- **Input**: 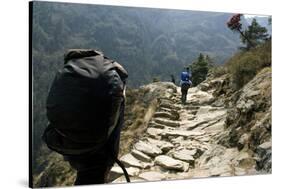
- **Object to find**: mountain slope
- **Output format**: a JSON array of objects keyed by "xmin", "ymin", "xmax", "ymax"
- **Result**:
[{"xmin": 32, "ymin": 1, "xmax": 242, "ymax": 87}]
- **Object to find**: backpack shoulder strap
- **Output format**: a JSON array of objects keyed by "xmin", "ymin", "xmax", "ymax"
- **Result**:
[{"xmin": 111, "ymin": 61, "xmax": 128, "ymax": 82}]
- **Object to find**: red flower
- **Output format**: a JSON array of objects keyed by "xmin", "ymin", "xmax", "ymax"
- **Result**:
[{"xmin": 227, "ymin": 14, "xmax": 243, "ymax": 30}]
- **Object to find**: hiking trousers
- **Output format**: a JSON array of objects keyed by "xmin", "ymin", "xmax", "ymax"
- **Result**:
[{"xmin": 181, "ymin": 83, "xmax": 190, "ymax": 104}]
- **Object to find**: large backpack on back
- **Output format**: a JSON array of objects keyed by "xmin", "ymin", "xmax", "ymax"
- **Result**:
[
  {"xmin": 42, "ymin": 49, "xmax": 128, "ymax": 156},
  {"xmin": 181, "ymin": 71, "xmax": 190, "ymax": 82}
]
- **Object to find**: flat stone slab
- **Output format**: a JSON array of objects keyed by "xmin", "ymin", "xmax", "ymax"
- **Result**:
[
  {"xmin": 172, "ymin": 151, "xmax": 194, "ymax": 163},
  {"xmin": 146, "ymin": 128, "xmax": 164, "ymax": 138},
  {"xmin": 134, "ymin": 141, "xmax": 162, "ymax": 157},
  {"xmin": 112, "ymin": 176, "xmax": 145, "ymax": 183},
  {"xmin": 162, "ymin": 130, "xmax": 206, "ymax": 138},
  {"xmin": 145, "ymin": 138, "xmax": 174, "ymax": 152},
  {"xmin": 154, "ymin": 112, "xmax": 174, "ymax": 119},
  {"xmin": 131, "ymin": 149, "xmax": 152, "ymax": 162},
  {"xmin": 110, "ymin": 166, "xmax": 140, "ymax": 177},
  {"xmin": 154, "ymin": 118, "xmax": 180, "ymax": 127},
  {"xmin": 155, "ymin": 155, "xmax": 187, "ymax": 171},
  {"xmin": 120, "ymin": 154, "xmax": 149, "ymax": 169},
  {"xmin": 149, "ymin": 121, "xmax": 166, "ymax": 129},
  {"xmin": 138, "ymin": 171, "xmax": 166, "ymax": 181},
  {"xmin": 159, "ymin": 102, "xmax": 181, "ymax": 110}
]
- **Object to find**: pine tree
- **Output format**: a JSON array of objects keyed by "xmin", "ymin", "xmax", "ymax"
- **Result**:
[
  {"xmin": 191, "ymin": 53, "xmax": 209, "ymax": 86},
  {"xmin": 241, "ymin": 18, "xmax": 269, "ymax": 50},
  {"xmin": 205, "ymin": 55, "xmax": 215, "ymax": 68}
]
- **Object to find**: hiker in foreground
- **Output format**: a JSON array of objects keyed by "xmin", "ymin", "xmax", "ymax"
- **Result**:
[
  {"xmin": 43, "ymin": 49, "xmax": 129, "ymax": 185},
  {"xmin": 180, "ymin": 67, "xmax": 192, "ymax": 104}
]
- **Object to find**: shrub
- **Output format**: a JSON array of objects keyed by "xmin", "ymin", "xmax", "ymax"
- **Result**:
[
  {"xmin": 226, "ymin": 40, "xmax": 271, "ymax": 89},
  {"xmin": 210, "ymin": 65, "xmax": 227, "ymax": 78}
]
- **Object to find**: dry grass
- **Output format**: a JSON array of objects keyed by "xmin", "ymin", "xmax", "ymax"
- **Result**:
[{"xmin": 119, "ymin": 88, "xmax": 158, "ymax": 156}]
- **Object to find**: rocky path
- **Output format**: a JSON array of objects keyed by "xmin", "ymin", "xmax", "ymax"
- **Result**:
[{"xmin": 110, "ymin": 85, "xmax": 258, "ymax": 183}]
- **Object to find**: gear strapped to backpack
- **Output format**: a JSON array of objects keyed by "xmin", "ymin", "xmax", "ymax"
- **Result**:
[{"xmin": 42, "ymin": 49, "xmax": 130, "ymax": 182}]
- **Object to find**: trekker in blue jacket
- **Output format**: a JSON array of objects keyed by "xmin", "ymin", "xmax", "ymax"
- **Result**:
[{"xmin": 180, "ymin": 67, "xmax": 192, "ymax": 104}]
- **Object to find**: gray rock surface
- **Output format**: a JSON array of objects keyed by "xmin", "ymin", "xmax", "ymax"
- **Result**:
[
  {"xmin": 138, "ymin": 171, "xmax": 166, "ymax": 181},
  {"xmin": 120, "ymin": 154, "xmax": 145, "ymax": 169},
  {"xmin": 131, "ymin": 149, "xmax": 152, "ymax": 162},
  {"xmin": 155, "ymin": 155, "xmax": 186, "ymax": 171},
  {"xmin": 134, "ymin": 141, "xmax": 162, "ymax": 157}
]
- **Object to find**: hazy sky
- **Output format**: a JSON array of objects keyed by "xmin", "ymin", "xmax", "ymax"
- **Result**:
[{"xmin": 244, "ymin": 14, "xmax": 270, "ymax": 18}]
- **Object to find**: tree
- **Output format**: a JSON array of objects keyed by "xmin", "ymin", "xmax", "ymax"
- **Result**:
[
  {"xmin": 205, "ymin": 55, "xmax": 215, "ymax": 68},
  {"xmin": 241, "ymin": 18, "xmax": 269, "ymax": 50},
  {"xmin": 227, "ymin": 14, "xmax": 269, "ymax": 50},
  {"xmin": 227, "ymin": 14, "xmax": 255, "ymax": 49},
  {"xmin": 191, "ymin": 53, "xmax": 209, "ymax": 86}
]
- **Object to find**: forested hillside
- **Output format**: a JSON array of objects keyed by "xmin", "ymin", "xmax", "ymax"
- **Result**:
[{"xmin": 32, "ymin": 1, "xmax": 245, "ymax": 155}]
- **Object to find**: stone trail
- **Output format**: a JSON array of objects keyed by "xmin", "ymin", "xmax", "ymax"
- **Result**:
[{"xmin": 109, "ymin": 84, "xmax": 258, "ymax": 183}]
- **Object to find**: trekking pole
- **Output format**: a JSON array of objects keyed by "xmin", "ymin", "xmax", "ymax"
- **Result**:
[{"xmin": 114, "ymin": 157, "xmax": 131, "ymax": 182}]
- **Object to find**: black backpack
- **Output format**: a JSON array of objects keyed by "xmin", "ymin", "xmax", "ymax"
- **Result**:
[{"xmin": 42, "ymin": 49, "xmax": 128, "ymax": 156}]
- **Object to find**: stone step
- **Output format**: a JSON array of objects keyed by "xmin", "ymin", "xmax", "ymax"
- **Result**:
[
  {"xmin": 131, "ymin": 149, "xmax": 152, "ymax": 163},
  {"xmin": 159, "ymin": 107, "xmax": 173, "ymax": 113},
  {"xmin": 154, "ymin": 111, "xmax": 179, "ymax": 120},
  {"xmin": 110, "ymin": 166, "xmax": 140, "ymax": 178},
  {"xmin": 120, "ymin": 153, "xmax": 152, "ymax": 169},
  {"xmin": 162, "ymin": 130, "xmax": 206, "ymax": 138},
  {"xmin": 134, "ymin": 141, "xmax": 163, "ymax": 157},
  {"xmin": 154, "ymin": 118, "xmax": 180, "ymax": 127},
  {"xmin": 149, "ymin": 121, "xmax": 167, "ymax": 129},
  {"xmin": 138, "ymin": 171, "xmax": 167, "ymax": 181},
  {"xmin": 184, "ymin": 106, "xmax": 200, "ymax": 110},
  {"xmin": 112, "ymin": 175, "xmax": 145, "ymax": 183},
  {"xmin": 171, "ymin": 150, "xmax": 196, "ymax": 165},
  {"xmin": 159, "ymin": 102, "xmax": 181, "ymax": 111},
  {"xmin": 146, "ymin": 127, "xmax": 164, "ymax": 139},
  {"xmin": 145, "ymin": 137, "xmax": 174, "ymax": 153},
  {"xmin": 154, "ymin": 155, "xmax": 189, "ymax": 172}
]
